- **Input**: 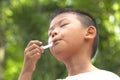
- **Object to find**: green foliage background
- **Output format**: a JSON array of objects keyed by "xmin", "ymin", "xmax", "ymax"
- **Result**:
[{"xmin": 0, "ymin": 0, "xmax": 120, "ymax": 80}]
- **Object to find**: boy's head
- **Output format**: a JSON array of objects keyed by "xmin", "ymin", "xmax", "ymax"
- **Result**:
[{"xmin": 49, "ymin": 8, "xmax": 99, "ymax": 59}]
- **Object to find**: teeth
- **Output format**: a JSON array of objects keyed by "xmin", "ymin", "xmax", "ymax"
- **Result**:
[{"xmin": 42, "ymin": 42, "xmax": 53, "ymax": 49}]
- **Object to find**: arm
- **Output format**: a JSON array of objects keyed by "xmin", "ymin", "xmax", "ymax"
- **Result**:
[
  {"xmin": 18, "ymin": 70, "xmax": 33, "ymax": 80},
  {"xmin": 18, "ymin": 40, "xmax": 43, "ymax": 80}
]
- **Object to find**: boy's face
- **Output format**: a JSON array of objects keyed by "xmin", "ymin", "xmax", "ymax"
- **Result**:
[{"xmin": 48, "ymin": 13, "xmax": 87, "ymax": 61}]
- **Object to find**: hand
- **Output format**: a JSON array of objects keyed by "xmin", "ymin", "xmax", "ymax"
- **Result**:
[
  {"xmin": 19, "ymin": 40, "xmax": 43, "ymax": 80},
  {"xmin": 23, "ymin": 40, "xmax": 43, "ymax": 72}
]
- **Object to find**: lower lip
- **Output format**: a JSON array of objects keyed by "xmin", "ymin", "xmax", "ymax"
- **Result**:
[{"xmin": 53, "ymin": 40, "xmax": 61, "ymax": 45}]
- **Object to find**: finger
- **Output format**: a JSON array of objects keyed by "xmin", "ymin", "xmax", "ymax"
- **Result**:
[
  {"xmin": 27, "ymin": 40, "xmax": 42, "ymax": 47},
  {"xmin": 25, "ymin": 46, "xmax": 43, "ymax": 57},
  {"xmin": 29, "ymin": 48, "xmax": 42, "ymax": 56},
  {"xmin": 25, "ymin": 43, "xmax": 41, "ymax": 53},
  {"xmin": 32, "ymin": 52, "xmax": 41, "ymax": 60}
]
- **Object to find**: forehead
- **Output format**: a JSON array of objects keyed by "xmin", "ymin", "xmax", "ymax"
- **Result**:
[{"xmin": 50, "ymin": 13, "xmax": 79, "ymax": 27}]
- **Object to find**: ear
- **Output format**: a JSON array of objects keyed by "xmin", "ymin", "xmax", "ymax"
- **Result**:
[{"xmin": 85, "ymin": 26, "xmax": 96, "ymax": 40}]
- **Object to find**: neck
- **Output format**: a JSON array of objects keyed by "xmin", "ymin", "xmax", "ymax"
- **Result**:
[{"xmin": 63, "ymin": 52, "xmax": 98, "ymax": 76}]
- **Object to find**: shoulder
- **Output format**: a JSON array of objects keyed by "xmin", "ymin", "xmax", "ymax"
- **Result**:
[
  {"xmin": 97, "ymin": 70, "xmax": 120, "ymax": 79},
  {"xmin": 85, "ymin": 70, "xmax": 120, "ymax": 80},
  {"xmin": 63, "ymin": 70, "xmax": 120, "ymax": 80},
  {"xmin": 97, "ymin": 70, "xmax": 118, "ymax": 75}
]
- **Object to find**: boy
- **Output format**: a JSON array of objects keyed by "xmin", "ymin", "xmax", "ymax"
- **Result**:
[{"xmin": 19, "ymin": 8, "xmax": 120, "ymax": 80}]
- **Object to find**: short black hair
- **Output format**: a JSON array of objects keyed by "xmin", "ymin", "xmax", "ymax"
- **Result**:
[{"xmin": 50, "ymin": 8, "xmax": 99, "ymax": 58}]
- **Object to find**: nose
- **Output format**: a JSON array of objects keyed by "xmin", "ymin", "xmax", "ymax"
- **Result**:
[{"xmin": 51, "ymin": 28, "xmax": 58, "ymax": 38}]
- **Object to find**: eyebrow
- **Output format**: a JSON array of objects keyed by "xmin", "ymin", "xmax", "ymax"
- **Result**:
[{"xmin": 49, "ymin": 18, "xmax": 68, "ymax": 31}]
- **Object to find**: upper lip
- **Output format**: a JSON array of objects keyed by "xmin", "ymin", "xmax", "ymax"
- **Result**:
[{"xmin": 52, "ymin": 38, "xmax": 61, "ymax": 44}]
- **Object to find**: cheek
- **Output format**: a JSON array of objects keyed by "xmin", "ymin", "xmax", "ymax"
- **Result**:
[
  {"xmin": 64, "ymin": 27, "xmax": 83, "ymax": 42},
  {"xmin": 63, "ymin": 27, "xmax": 85, "ymax": 51}
]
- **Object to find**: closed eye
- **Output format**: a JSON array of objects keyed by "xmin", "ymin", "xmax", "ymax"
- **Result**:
[{"xmin": 60, "ymin": 23, "xmax": 69, "ymax": 28}]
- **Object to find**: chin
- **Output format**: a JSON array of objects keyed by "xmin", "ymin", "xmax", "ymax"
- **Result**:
[
  {"xmin": 50, "ymin": 44, "xmax": 69, "ymax": 62},
  {"xmin": 51, "ymin": 51, "xmax": 68, "ymax": 62}
]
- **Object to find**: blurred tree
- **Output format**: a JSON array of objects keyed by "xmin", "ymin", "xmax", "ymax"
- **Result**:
[
  {"xmin": 0, "ymin": 0, "xmax": 5, "ymax": 80},
  {"xmin": 0, "ymin": 0, "xmax": 120, "ymax": 80}
]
